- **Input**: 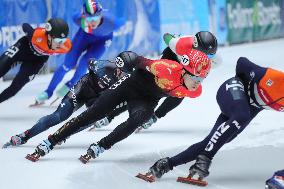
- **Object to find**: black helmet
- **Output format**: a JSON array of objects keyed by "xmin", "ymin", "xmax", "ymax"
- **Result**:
[
  {"xmin": 115, "ymin": 51, "xmax": 139, "ymax": 72},
  {"xmin": 194, "ymin": 31, "xmax": 218, "ymax": 55},
  {"xmin": 45, "ymin": 18, "xmax": 69, "ymax": 38}
]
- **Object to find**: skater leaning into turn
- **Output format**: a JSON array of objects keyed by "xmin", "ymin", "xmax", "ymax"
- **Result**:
[
  {"xmin": 134, "ymin": 31, "xmax": 219, "ymax": 132},
  {"xmin": 0, "ymin": 18, "xmax": 71, "ymax": 104},
  {"xmin": 138, "ymin": 57, "xmax": 284, "ymax": 186},
  {"xmin": 6, "ymin": 31, "xmax": 218, "ymax": 148},
  {"xmin": 26, "ymin": 48, "xmax": 212, "ymax": 162},
  {"xmin": 33, "ymin": 0, "xmax": 124, "ymax": 106},
  {"xmin": 87, "ymin": 31, "xmax": 219, "ymax": 132},
  {"xmin": 3, "ymin": 58, "xmax": 128, "ymax": 148}
]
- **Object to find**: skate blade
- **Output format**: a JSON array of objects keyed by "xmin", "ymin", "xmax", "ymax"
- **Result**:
[
  {"xmin": 2, "ymin": 141, "xmax": 12, "ymax": 149},
  {"xmin": 177, "ymin": 176, "xmax": 208, "ymax": 186},
  {"xmin": 29, "ymin": 101, "xmax": 44, "ymax": 108},
  {"xmin": 136, "ymin": 173, "xmax": 155, "ymax": 183},
  {"xmin": 79, "ymin": 154, "xmax": 91, "ymax": 164},
  {"xmin": 49, "ymin": 97, "xmax": 60, "ymax": 106},
  {"xmin": 26, "ymin": 154, "xmax": 40, "ymax": 162},
  {"xmin": 88, "ymin": 127, "xmax": 96, "ymax": 132},
  {"xmin": 134, "ymin": 127, "xmax": 143, "ymax": 134}
]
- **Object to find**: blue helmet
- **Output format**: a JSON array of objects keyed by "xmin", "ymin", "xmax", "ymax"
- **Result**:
[
  {"xmin": 266, "ymin": 170, "xmax": 284, "ymax": 189},
  {"xmin": 83, "ymin": 0, "xmax": 103, "ymax": 16}
]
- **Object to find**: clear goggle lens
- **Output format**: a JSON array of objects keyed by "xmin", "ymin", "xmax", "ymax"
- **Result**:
[
  {"xmin": 207, "ymin": 54, "xmax": 215, "ymax": 59},
  {"xmin": 86, "ymin": 15, "xmax": 101, "ymax": 22},
  {"xmin": 186, "ymin": 71, "xmax": 204, "ymax": 83},
  {"xmin": 53, "ymin": 38, "xmax": 67, "ymax": 44}
]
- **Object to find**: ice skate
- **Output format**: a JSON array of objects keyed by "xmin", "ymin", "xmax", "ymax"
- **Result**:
[
  {"xmin": 136, "ymin": 171, "xmax": 156, "ymax": 183},
  {"xmin": 177, "ymin": 154, "xmax": 211, "ymax": 186},
  {"xmin": 265, "ymin": 169, "xmax": 284, "ymax": 189},
  {"xmin": 49, "ymin": 97, "xmax": 60, "ymax": 106},
  {"xmin": 26, "ymin": 139, "xmax": 53, "ymax": 162},
  {"xmin": 79, "ymin": 143, "xmax": 105, "ymax": 164},
  {"xmin": 29, "ymin": 91, "xmax": 49, "ymax": 107},
  {"xmin": 136, "ymin": 157, "xmax": 172, "ymax": 182},
  {"xmin": 135, "ymin": 115, "xmax": 157, "ymax": 133},
  {"xmin": 3, "ymin": 131, "xmax": 29, "ymax": 148},
  {"xmin": 88, "ymin": 117, "xmax": 110, "ymax": 132},
  {"xmin": 56, "ymin": 84, "xmax": 69, "ymax": 98}
]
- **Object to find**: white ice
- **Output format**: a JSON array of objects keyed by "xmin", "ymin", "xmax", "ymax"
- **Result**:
[{"xmin": 1, "ymin": 39, "xmax": 284, "ymax": 189}]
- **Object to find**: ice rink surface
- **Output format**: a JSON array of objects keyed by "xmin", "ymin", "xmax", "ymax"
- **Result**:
[{"xmin": 1, "ymin": 39, "xmax": 284, "ymax": 189}]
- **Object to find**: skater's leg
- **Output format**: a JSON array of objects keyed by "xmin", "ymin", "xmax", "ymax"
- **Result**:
[
  {"xmin": 49, "ymin": 74, "xmax": 132, "ymax": 145},
  {"xmin": 0, "ymin": 61, "xmax": 43, "ymax": 103},
  {"xmin": 98, "ymin": 99, "xmax": 156, "ymax": 150},
  {"xmin": 65, "ymin": 40, "xmax": 106, "ymax": 88},
  {"xmin": 202, "ymin": 77, "xmax": 262, "ymax": 159},
  {"xmin": 44, "ymin": 31, "xmax": 86, "ymax": 97},
  {"xmin": 169, "ymin": 113, "xmax": 228, "ymax": 167},
  {"xmin": 169, "ymin": 77, "xmax": 262, "ymax": 167},
  {"xmin": 27, "ymin": 97, "xmax": 81, "ymax": 139}
]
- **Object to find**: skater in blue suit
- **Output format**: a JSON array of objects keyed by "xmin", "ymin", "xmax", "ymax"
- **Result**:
[{"xmin": 34, "ymin": 0, "xmax": 124, "ymax": 105}]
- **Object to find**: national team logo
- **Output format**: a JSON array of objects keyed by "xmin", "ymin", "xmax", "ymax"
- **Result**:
[
  {"xmin": 266, "ymin": 79, "xmax": 273, "ymax": 87},
  {"xmin": 181, "ymin": 55, "xmax": 190, "ymax": 66},
  {"xmin": 115, "ymin": 57, "xmax": 124, "ymax": 68},
  {"xmin": 36, "ymin": 38, "xmax": 42, "ymax": 43}
]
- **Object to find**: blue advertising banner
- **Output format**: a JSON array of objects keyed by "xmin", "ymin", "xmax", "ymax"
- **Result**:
[
  {"xmin": 158, "ymin": 0, "xmax": 210, "ymax": 50},
  {"xmin": 0, "ymin": 0, "xmax": 160, "ymax": 79},
  {"xmin": 208, "ymin": 0, "xmax": 227, "ymax": 45}
]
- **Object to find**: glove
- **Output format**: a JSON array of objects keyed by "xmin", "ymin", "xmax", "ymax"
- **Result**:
[
  {"xmin": 87, "ymin": 143, "xmax": 105, "ymax": 159},
  {"xmin": 142, "ymin": 114, "xmax": 158, "ymax": 129},
  {"xmin": 163, "ymin": 33, "xmax": 174, "ymax": 46}
]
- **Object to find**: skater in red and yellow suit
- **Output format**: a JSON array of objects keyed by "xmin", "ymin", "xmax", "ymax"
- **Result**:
[{"xmin": 26, "ymin": 49, "xmax": 212, "ymax": 162}]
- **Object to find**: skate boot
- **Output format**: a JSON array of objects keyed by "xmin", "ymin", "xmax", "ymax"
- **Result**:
[
  {"xmin": 88, "ymin": 117, "xmax": 110, "ymax": 131},
  {"xmin": 177, "ymin": 154, "xmax": 211, "ymax": 186},
  {"xmin": 136, "ymin": 157, "xmax": 172, "ymax": 182},
  {"xmin": 26, "ymin": 139, "xmax": 53, "ymax": 162},
  {"xmin": 30, "ymin": 91, "xmax": 49, "ymax": 107},
  {"xmin": 79, "ymin": 143, "xmax": 105, "ymax": 164},
  {"xmin": 135, "ymin": 115, "xmax": 157, "ymax": 133},
  {"xmin": 56, "ymin": 84, "xmax": 69, "ymax": 98},
  {"xmin": 265, "ymin": 169, "xmax": 284, "ymax": 189},
  {"xmin": 2, "ymin": 131, "xmax": 29, "ymax": 148}
]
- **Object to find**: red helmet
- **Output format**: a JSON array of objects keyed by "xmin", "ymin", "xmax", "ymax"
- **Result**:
[{"xmin": 180, "ymin": 49, "xmax": 211, "ymax": 78}]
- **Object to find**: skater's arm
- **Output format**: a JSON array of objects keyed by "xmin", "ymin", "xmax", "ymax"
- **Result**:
[
  {"xmin": 155, "ymin": 97, "xmax": 184, "ymax": 119},
  {"xmin": 22, "ymin": 23, "xmax": 34, "ymax": 40},
  {"xmin": 168, "ymin": 85, "xmax": 202, "ymax": 98},
  {"xmin": 164, "ymin": 33, "xmax": 194, "ymax": 56}
]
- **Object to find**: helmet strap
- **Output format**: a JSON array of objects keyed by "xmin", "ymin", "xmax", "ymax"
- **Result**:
[{"xmin": 47, "ymin": 34, "xmax": 52, "ymax": 49}]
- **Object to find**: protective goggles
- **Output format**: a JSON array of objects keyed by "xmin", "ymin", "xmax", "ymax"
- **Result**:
[
  {"xmin": 207, "ymin": 54, "xmax": 215, "ymax": 59},
  {"xmin": 86, "ymin": 15, "xmax": 101, "ymax": 22},
  {"xmin": 53, "ymin": 37, "xmax": 67, "ymax": 44},
  {"xmin": 185, "ymin": 70, "xmax": 204, "ymax": 83}
]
